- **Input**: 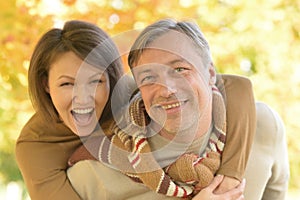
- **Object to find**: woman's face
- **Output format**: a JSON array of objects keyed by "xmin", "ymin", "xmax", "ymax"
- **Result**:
[{"xmin": 47, "ymin": 51, "xmax": 110, "ymax": 137}]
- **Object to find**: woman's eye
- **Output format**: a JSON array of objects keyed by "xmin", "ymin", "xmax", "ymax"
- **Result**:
[
  {"xmin": 60, "ymin": 82, "xmax": 73, "ymax": 87},
  {"xmin": 90, "ymin": 79, "xmax": 102, "ymax": 84}
]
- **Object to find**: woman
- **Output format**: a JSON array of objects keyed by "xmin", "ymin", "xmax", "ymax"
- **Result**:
[
  {"xmin": 15, "ymin": 20, "xmax": 126, "ymax": 200},
  {"xmin": 16, "ymin": 20, "xmax": 252, "ymax": 200}
]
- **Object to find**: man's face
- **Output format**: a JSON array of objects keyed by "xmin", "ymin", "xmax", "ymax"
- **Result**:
[{"xmin": 132, "ymin": 31, "xmax": 216, "ymax": 138}]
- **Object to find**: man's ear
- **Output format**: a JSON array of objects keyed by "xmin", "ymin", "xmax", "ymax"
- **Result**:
[
  {"xmin": 208, "ymin": 62, "xmax": 216, "ymax": 85},
  {"xmin": 43, "ymin": 77, "xmax": 50, "ymax": 93}
]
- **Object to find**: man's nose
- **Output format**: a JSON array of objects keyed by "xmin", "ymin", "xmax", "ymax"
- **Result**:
[{"xmin": 158, "ymin": 76, "xmax": 178, "ymax": 98}]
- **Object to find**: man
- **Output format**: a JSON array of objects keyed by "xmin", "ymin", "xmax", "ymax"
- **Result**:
[{"xmin": 67, "ymin": 19, "xmax": 289, "ymax": 200}]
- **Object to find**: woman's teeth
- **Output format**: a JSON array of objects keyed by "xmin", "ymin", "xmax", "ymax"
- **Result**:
[
  {"xmin": 72, "ymin": 108, "xmax": 93, "ymax": 114},
  {"xmin": 71, "ymin": 108, "xmax": 94, "ymax": 126}
]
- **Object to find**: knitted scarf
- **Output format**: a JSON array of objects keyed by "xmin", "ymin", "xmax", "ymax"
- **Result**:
[{"xmin": 90, "ymin": 85, "xmax": 226, "ymax": 198}]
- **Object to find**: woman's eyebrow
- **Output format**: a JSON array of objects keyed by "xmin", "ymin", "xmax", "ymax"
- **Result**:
[
  {"xmin": 89, "ymin": 72, "xmax": 104, "ymax": 79},
  {"xmin": 57, "ymin": 75, "xmax": 75, "ymax": 80}
]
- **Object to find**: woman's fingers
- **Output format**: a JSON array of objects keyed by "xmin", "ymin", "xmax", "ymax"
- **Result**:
[
  {"xmin": 224, "ymin": 178, "xmax": 246, "ymax": 199},
  {"xmin": 192, "ymin": 176, "xmax": 245, "ymax": 200},
  {"xmin": 206, "ymin": 175, "xmax": 224, "ymax": 191}
]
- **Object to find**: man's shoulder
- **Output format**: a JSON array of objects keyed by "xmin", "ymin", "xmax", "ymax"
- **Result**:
[
  {"xmin": 255, "ymin": 102, "xmax": 285, "ymax": 145},
  {"xmin": 256, "ymin": 102, "xmax": 283, "ymax": 129}
]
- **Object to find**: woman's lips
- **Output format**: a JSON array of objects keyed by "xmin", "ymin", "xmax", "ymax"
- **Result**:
[{"xmin": 71, "ymin": 108, "xmax": 94, "ymax": 126}]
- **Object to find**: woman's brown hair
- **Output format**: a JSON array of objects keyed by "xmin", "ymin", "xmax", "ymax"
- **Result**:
[{"xmin": 28, "ymin": 20, "xmax": 124, "ymax": 124}]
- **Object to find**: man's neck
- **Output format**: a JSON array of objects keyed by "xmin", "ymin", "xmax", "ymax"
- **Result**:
[{"xmin": 151, "ymin": 118, "xmax": 212, "ymax": 143}]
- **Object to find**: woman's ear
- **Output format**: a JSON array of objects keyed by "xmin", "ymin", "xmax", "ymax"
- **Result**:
[
  {"xmin": 209, "ymin": 62, "xmax": 216, "ymax": 85},
  {"xmin": 43, "ymin": 77, "xmax": 50, "ymax": 93}
]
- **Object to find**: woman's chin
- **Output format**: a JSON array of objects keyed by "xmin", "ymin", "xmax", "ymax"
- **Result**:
[
  {"xmin": 72, "ymin": 121, "xmax": 98, "ymax": 137},
  {"xmin": 70, "ymin": 114, "xmax": 99, "ymax": 137}
]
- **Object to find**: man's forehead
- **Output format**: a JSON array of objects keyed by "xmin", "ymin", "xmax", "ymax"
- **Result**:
[
  {"xmin": 135, "ymin": 30, "xmax": 202, "ymax": 68},
  {"xmin": 147, "ymin": 30, "xmax": 194, "ymax": 56},
  {"xmin": 136, "ymin": 48, "xmax": 181, "ymax": 65}
]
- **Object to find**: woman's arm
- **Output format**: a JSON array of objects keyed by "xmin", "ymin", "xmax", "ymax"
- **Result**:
[
  {"xmin": 16, "ymin": 141, "xmax": 82, "ymax": 200},
  {"xmin": 192, "ymin": 175, "xmax": 245, "ymax": 200},
  {"xmin": 15, "ymin": 114, "xmax": 82, "ymax": 200},
  {"xmin": 215, "ymin": 74, "xmax": 256, "ymax": 192}
]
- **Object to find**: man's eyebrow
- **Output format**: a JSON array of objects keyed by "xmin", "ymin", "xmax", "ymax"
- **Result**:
[
  {"xmin": 136, "ymin": 69, "xmax": 153, "ymax": 76},
  {"xmin": 166, "ymin": 58, "xmax": 187, "ymax": 66},
  {"xmin": 135, "ymin": 58, "xmax": 187, "ymax": 76}
]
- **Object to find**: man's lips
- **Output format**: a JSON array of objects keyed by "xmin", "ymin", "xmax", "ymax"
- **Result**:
[
  {"xmin": 161, "ymin": 102, "xmax": 181, "ymax": 109},
  {"xmin": 154, "ymin": 100, "xmax": 187, "ymax": 110}
]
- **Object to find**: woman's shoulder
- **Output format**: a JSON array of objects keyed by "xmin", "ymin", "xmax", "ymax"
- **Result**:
[{"xmin": 17, "ymin": 112, "xmax": 76, "ymax": 143}]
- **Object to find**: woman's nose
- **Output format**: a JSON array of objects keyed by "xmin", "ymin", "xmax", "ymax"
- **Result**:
[{"xmin": 72, "ymin": 84, "xmax": 93, "ymax": 104}]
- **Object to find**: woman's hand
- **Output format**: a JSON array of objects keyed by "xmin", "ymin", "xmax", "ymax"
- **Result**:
[
  {"xmin": 192, "ymin": 175, "xmax": 246, "ymax": 200},
  {"xmin": 213, "ymin": 176, "xmax": 241, "ymax": 194}
]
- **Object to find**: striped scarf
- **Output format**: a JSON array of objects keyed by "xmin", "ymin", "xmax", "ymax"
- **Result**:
[{"xmin": 95, "ymin": 85, "xmax": 226, "ymax": 198}]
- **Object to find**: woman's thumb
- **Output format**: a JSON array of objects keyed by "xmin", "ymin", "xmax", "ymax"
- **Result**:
[{"xmin": 207, "ymin": 175, "xmax": 224, "ymax": 191}]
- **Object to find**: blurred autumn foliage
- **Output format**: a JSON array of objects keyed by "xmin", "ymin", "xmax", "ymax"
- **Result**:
[{"xmin": 1, "ymin": 0, "xmax": 299, "ymax": 198}]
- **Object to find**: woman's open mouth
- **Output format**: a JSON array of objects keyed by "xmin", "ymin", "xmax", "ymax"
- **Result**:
[{"xmin": 71, "ymin": 107, "xmax": 94, "ymax": 126}]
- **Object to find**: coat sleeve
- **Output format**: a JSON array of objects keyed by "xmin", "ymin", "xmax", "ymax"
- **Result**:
[
  {"xmin": 216, "ymin": 74, "xmax": 256, "ymax": 180},
  {"xmin": 16, "ymin": 140, "xmax": 82, "ymax": 200}
]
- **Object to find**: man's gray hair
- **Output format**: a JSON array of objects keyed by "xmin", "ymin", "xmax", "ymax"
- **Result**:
[{"xmin": 128, "ymin": 18, "xmax": 213, "ymax": 68}]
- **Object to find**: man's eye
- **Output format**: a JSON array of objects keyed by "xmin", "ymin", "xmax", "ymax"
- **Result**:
[
  {"xmin": 140, "ymin": 75, "xmax": 156, "ymax": 84},
  {"xmin": 174, "ymin": 67, "xmax": 187, "ymax": 73},
  {"xmin": 142, "ymin": 76, "xmax": 154, "ymax": 82}
]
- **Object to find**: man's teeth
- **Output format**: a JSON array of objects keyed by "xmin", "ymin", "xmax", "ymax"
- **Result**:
[
  {"xmin": 161, "ymin": 102, "xmax": 181, "ymax": 109},
  {"xmin": 72, "ymin": 108, "xmax": 93, "ymax": 114}
]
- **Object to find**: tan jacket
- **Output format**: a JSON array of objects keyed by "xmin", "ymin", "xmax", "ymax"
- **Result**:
[{"xmin": 15, "ymin": 112, "xmax": 82, "ymax": 200}]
